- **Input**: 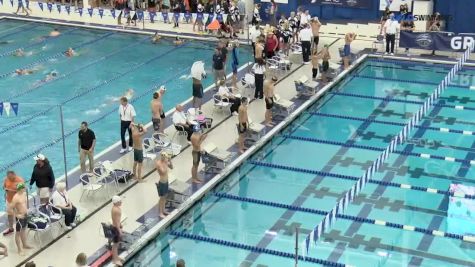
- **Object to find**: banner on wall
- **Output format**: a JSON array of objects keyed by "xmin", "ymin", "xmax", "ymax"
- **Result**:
[
  {"xmin": 260, "ymin": 0, "xmax": 288, "ymax": 3},
  {"xmin": 379, "ymin": 0, "xmax": 413, "ymax": 11},
  {"xmin": 298, "ymin": 0, "xmax": 372, "ymax": 9},
  {"xmin": 400, "ymin": 31, "xmax": 475, "ymax": 52}
]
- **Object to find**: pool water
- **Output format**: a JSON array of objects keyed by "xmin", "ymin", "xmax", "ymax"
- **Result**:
[
  {"xmin": 127, "ymin": 59, "xmax": 475, "ymax": 266},
  {"xmin": 0, "ymin": 19, "xmax": 252, "ymax": 208}
]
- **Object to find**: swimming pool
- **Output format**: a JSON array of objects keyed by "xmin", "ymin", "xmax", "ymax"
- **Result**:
[
  {"xmin": 0, "ymin": 19, "xmax": 252, "ymax": 209},
  {"xmin": 125, "ymin": 58, "xmax": 475, "ymax": 266}
]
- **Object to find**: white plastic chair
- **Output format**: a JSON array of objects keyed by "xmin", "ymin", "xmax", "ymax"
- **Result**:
[
  {"xmin": 27, "ymin": 211, "xmax": 52, "ymax": 246},
  {"xmin": 79, "ymin": 173, "xmax": 104, "ymax": 201},
  {"xmin": 94, "ymin": 161, "xmax": 120, "ymax": 194},
  {"xmin": 267, "ymin": 58, "xmax": 280, "ymax": 76},
  {"xmin": 211, "ymin": 94, "xmax": 231, "ymax": 117},
  {"xmin": 172, "ymin": 124, "xmax": 190, "ymax": 144}
]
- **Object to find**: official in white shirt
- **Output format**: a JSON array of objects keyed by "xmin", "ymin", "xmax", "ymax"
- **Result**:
[
  {"xmin": 172, "ymin": 105, "xmax": 193, "ymax": 141},
  {"xmin": 299, "ymin": 24, "xmax": 313, "ymax": 64},
  {"xmin": 51, "ymin": 182, "xmax": 77, "ymax": 230},
  {"xmin": 118, "ymin": 97, "xmax": 136, "ymax": 153},
  {"xmin": 383, "ymin": 13, "xmax": 400, "ymax": 55},
  {"xmin": 252, "ymin": 58, "xmax": 266, "ymax": 99}
]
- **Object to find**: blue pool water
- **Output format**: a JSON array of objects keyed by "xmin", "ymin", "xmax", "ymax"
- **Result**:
[
  {"xmin": 127, "ymin": 59, "xmax": 475, "ymax": 266},
  {"xmin": 0, "ymin": 19, "xmax": 252, "ymax": 209}
]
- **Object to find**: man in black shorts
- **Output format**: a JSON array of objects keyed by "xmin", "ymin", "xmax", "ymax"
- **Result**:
[
  {"xmin": 192, "ymin": 64, "xmax": 205, "ymax": 110},
  {"xmin": 264, "ymin": 77, "xmax": 277, "ymax": 127},
  {"xmin": 238, "ymin": 97, "xmax": 249, "ymax": 154},
  {"xmin": 151, "ymin": 87, "xmax": 165, "ymax": 133},
  {"xmin": 132, "ymin": 124, "xmax": 146, "ymax": 182}
]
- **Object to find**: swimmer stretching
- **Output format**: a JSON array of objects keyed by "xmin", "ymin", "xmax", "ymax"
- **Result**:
[{"xmin": 43, "ymin": 71, "xmax": 58, "ymax": 82}]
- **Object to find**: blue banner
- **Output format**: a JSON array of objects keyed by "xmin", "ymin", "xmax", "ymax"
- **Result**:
[
  {"xmin": 137, "ymin": 10, "xmax": 143, "ymax": 20},
  {"xmin": 87, "ymin": 7, "xmax": 93, "ymax": 17},
  {"xmin": 56, "ymin": 4, "xmax": 61, "ymax": 13},
  {"xmin": 196, "ymin": 12, "xmax": 203, "ymax": 21},
  {"xmin": 65, "ymin": 5, "xmax": 70, "ymax": 14},
  {"xmin": 216, "ymin": 13, "xmax": 223, "ymax": 23},
  {"xmin": 173, "ymin": 12, "xmax": 180, "ymax": 21},
  {"xmin": 298, "ymin": 0, "xmax": 371, "ymax": 9},
  {"xmin": 0, "ymin": 102, "xmax": 3, "ymax": 116},
  {"xmin": 38, "ymin": 2, "xmax": 43, "ymax": 11},
  {"xmin": 9, "ymin": 0, "xmax": 12, "ymax": 6},
  {"xmin": 184, "ymin": 12, "xmax": 191, "ymax": 23},
  {"xmin": 400, "ymin": 31, "xmax": 475, "ymax": 52},
  {"xmin": 47, "ymin": 3, "xmax": 52, "ymax": 12},
  {"xmin": 78, "ymin": 7, "xmax": 83, "ymax": 16},
  {"xmin": 98, "ymin": 8, "xmax": 104, "ymax": 18},
  {"xmin": 110, "ymin": 9, "xmax": 115, "ymax": 19},
  {"xmin": 149, "ymin": 11, "xmax": 156, "ymax": 23},
  {"xmin": 11, "ymin": 103, "xmax": 18, "ymax": 116}
]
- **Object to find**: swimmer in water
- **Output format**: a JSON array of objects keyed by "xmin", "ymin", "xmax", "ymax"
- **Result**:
[
  {"xmin": 173, "ymin": 36, "xmax": 184, "ymax": 45},
  {"xmin": 14, "ymin": 49, "xmax": 24, "ymax": 57},
  {"xmin": 152, "ymin": 32, "xmax": 161, "ymax": 43},
  {"xmin": 65, "ymin": 47, "xmax": 75, "ymax": 57},
  {"xmin": 43, "ymin": 71, "xmax": 58, "ymax": 82},
  {"xmin": 49, "ymin": 28, "xmax": 61, "ymax": 37},
  {"xmin": 15, "ymin": 69, "xmax": 34, "ymax": 75}
]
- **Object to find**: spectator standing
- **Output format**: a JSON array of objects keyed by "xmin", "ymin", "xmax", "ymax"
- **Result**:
[
  {"xmin": 193, "ymin": 3, "xmax": 204, "ymax": 32},
  {"xmin": 252, "ymin": 58, "xmax": 266, "ymax": 99},
  {"xmin": 269, "ymin": 0, "xmax": 278, "ymax": 26},
  {"xmin": 30, "ymin": 154, "xmax": 55, "ymax": 205},
  {"xmin": 51, "ymin": 182, "xmax": 77, "ymax": 230},
  {"xmin": 78, "ymin": 122, "xmax": 96, "ymax": 174},
  {"xmin": 231, "ymin": 42, "xmax": 240, "ymax": 88},
  {"xmin": 428, "ymin": 12, "xmax": 441, "ymax": 56},
  {"xmin": 252, "ymin": 4, "xmax": 261, "ymax": 25},
  {"xmin": 401, "ymin": 16, "xmax": 415, "ymax": 55},
  {"xmin": 237, "ymin": 0, "xmax": 246, "ymax": 33},
  {"xmin": 212, "ymin": 48, "xmax": 225, "ymax": 90},
  {"xmin": 2, "ymin": 171, "xmax": 24, "ymax": 236},
  {"xmin": 118, "ymin": 97, "xmax": 136, "ymax": 154},
  {"xmin": 265, "ymin": 30, "xmax": 279, "ymax": 58},
  {"xmin": 299, "ymin": 24, "xmax": 313, "ymax": 64},
  {"xmin": 383, "ymin": 14, "xmax": 399, "ymax": 55},
  {"xmin": 173, "ymin": 1, "xmax": 181, "ymax": 28}
]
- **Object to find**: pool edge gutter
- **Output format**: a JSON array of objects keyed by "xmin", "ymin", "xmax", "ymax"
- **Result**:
[{"xmin": 112, "ymin": 54, "xmax": 369, "ymax": 265}]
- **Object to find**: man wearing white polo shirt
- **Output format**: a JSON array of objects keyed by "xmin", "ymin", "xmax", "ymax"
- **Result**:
[
  {"xmin": 118, "ymin": 97, "xmax": 136, "ymax": 153},
  {"xmin": 383, "ymin": 13, "xmax": 400, "ymax": 55}
]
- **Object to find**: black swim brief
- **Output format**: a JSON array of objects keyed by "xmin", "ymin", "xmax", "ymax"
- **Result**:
[
  {"xmin": 134, "ymin": 149, "xmax": 143, "ymax": 163},
  {"xmin": 322, "ymin": 61, "xmax": 329, "ymax": 72},
  {"xmin": 111, "ymin": 225, "xmax": 121, "ymax": 243},
  {"xmin": 265, "ymin": 97, "xmax": 274, "ymax": 110},
  {"xmin": 192, "ymin": 150, "xmax": 201, "ymax": 165},
  {"xmin": 152, "ymin": 118, "xmax": 160, "ymax": 131},
  {"xmin": 156, "ymin": 181, "xmax": 169, "ymax": 197},
  {"xmin": 16, "ymin": 217, "xmax": 28, "ymax": 231},
  {"xmin": 238, "ymin": 122, "xmax": 248, "ymax": 134}
]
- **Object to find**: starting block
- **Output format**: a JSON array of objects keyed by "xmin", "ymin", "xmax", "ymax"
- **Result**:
[
  {"xmin": 201, "ymin": 143, "xmax": 233, "ymax": 173},
  {"xmin": 273, "ymin": 94, "xmax": 295, "ymax": 120},
  {"xmin": 295, "ymin": 75, "xmax": 319, "ymax": 97}
]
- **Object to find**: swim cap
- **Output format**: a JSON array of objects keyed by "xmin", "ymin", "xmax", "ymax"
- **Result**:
[
  {"xmin": 112, "ymin": 195, "xmax": 121, "ymax": 204},
  {"xmin": 17, "ymin": 183, "xmax": 25, "ymax": 190},
  {"xmin": 160, "ymin": 151, "xmax": 171, "ymax": 159}
]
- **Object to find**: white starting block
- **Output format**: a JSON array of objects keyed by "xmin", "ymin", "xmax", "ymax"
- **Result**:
[
  {"xmin": 295, "ymin": 75, "xmax": 319, "ymax": 97},
  {"xmin": 244, "ymin": 118, "xmax": 266, "ymax": 147},
  {"xmin": 273, "ymin": 94, "xmax": 295, "ymax": 120},
  {"xmin": 201, "ymin": 143, "xmax": 233, "ymax": 173}
]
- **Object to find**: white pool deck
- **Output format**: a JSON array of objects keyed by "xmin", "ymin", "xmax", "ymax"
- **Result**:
[{"xmin": 0, "ymin": 4, "xmax": 472, "ymax": 266}]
